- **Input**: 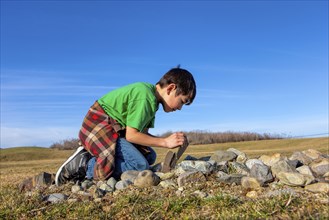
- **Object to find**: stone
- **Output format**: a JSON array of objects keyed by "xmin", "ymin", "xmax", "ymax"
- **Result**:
[
  {"xmin": 309, "ymin": 158, "xmax": 329, "ymax": 177},
  {"xmin": 250, "ymin": 164, "xmax": 274, "ymax": 185},
  {"xmin": 277, "ymin": 172, "xmax": 314, "ymax": 186},
  {"xmin": 264, "ymin": 188, "xmax": 297, "ymax": 198},
  {"xmin": 191, "ymin": 190, "xmax": 208, "ymax": 198},
  {"xmin": 271, "ymin": 160, "xmax": 296, "ymax": 177},
  {"xmin": 121, "ymin": 170, "xmax": 140, "ymax": 182},
  {"xmin": 159, "ymin": 179, "xmax": 177, "ymax": 188},
  {"xmin": 246, "ymin": 190, "xmax": 258, "ymax": 199},
  {"xmin": 236, "ymin": 154, "xmax": 248, "ymax": 163},
  {"xmin": 43, "ymin": 193, "xmax": 67, "ymax": 203},
  {"xmin": 210, "ymin": 150, "xmax": 237, "ymax": 163},
  {"xmin": 177, "ymin": 171, "xmax": 206, "ymax": 187},
  {"xmin": 134, "ymin": 170, "xmax": 160, "ymax": 187},
  {"xmin": 178, "ymin": 160, "xmax": 214, "ymax": 174},
  {"xmin": 115, "ymin": 180, "xmax": 133, "ymax": 190},
  {"xmin": 302, "ymin": 149, "xmax": 325, "ymax": 160},
  {"xmin": 107, "ymin": 177, "xmax": 117, "ymax": 190},
  {"xmin": 289, "ymin": 151, "xmax": 313, "ymax": 165},
  {"xmin": 81, "ymin": 179, "xmax": 94, "ymax": 190},
  {"xmin": 287, "ymin": 159, "xmax": 303, "ymax": 168},
  {"xmin": 71, "ymin": 185, "xmax": 82, "ymax": 193},
  {"xmin": 305, "ymin": 182, "xmax": 329, "ymax": 193},
  {"xmin": 214, "ymin": 161, "xmax": 228, "ymax": 173},
  {"xmin": 241, "ymin": 177, "xmax": 261, "ymax": 190},
  {"xmin": 155, "ymin": 172, "xmax": 175, "ymax": 180},
  {"xmin": 296, "ymin": 165, "xmax": 314, "ymax": 177},
  {"xmin": 245, "ymin": 159, "xmax": 265, "ymax": 170},
  {"xmin": 99, "ymin": 183, "xmax": 113, "ymax": 192},
  {"xmin": 228, "ymin": 162, "xmax": 250, "ymax": 176},
  {"xmin": 259, "ymin": 153, "xmax": 283, "ymax": 167},
  {"xmin": 216, "ymin": 172, "xmax": 245, "ymax": 185},
  {"xmin": 227, "ymin": 148, "xmax": 246, "ymax": 157}
]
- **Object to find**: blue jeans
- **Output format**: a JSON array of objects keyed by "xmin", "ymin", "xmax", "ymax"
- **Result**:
[{"xmin": 86, "ymin": 138, "xmax": 157, "ymax": 180}]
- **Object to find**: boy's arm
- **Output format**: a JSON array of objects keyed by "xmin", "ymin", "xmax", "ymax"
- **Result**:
[{"xmin": 125, "ymin": 126, "xmax": 185, "ymax": 149}]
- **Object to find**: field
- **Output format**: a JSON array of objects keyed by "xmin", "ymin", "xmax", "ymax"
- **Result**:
[{"xmin": 0, "ymin": 137, "xmax": 328, "ymax": 219}]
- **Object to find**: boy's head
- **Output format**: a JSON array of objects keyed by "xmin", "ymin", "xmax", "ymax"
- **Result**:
[{"xmin": 156, "ymin": 67, "xmax": 196, "ymax": 105}]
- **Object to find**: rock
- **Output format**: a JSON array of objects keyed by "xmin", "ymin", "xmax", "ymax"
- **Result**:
[
  {"xmin": 305, "ymin": 182, "xmax": 329, "ymax": 193},
  {"xmin": 121, "ymin": 170, "xmax": 140, "ymax": 182},
  {"xmin": 43, "ymin": 193, "xmax": 67, "ymax": 203},
  {"xmin": 259, "ymin": 153, "xmax": 284, "ymax": 167},
  {"xmin": 227, "ymin": 148, "xmax": 246, "ymax": 158},
  {"xmin": 228, "ymin": 162, "xmax": 250, "ymax": 176},
  {"xmin": 277, "ymin": 172, "xmax": 314, "ymax": 186},
  {"xmin": 134, "ymin": 170, "xmax": 160, "ymax": 187},
  {"xmin": 302, "ymin": 149, "xmax": 325, "ymax": 160},
  {"xmin": 159, "ymin": 179, "xmax": 177, "ymax": 188},
  {"xmin": 107, "ymin": 177, "xmax": 117, "ymax": 189},
  {"xmin": 178, "ymin": 160, "xmax": 214, "ymax": 174},
  {"xmin": 236, "ymin": 154, "xmax": 248, "ymax": 163},
  {"xmin": 296, "ymin": 165, "xmax": 314, "ymax": 177},
  {"xmin": 210, "ymin": 150, "xmax": 237, "ymax": 163},
  {"xmin": 216, "ymin": 172, "xmax": 245, "ymax": 185},
  {"xmin": 287, "ymin": 159, "xmax": 303, "ymax": 168},
  {"xmin": 177, "ymin": 171, "xmax": 206, "ymax": 187},
  {"xmin": 264, "ymin": 188, "xmax": 297, "ymax": 198},
  {"xmin": 245, "ymin": 159, "xmax": 265, "ymax": 170},
  {"xmin": 241, "ymin": 177, "xmax": 261, "ymax": 190},
  {"xmin": 81, "ymin": 179, "xmax": 94, "ymax": 190},
  {"xmin": 250, "ymin": 164, "xmax": 274, "ymax": 185},
  {"xmin": 246, "ymin": 190, "xmax": 258, "ymax": 199},
  {"xmin": 115, "ymin": 180, "xmax": 133, "ymax": 190},
  {"xmin": 155, "ymin": 172, "xmax": 175, "ymax": 180},
  {"xmin": 271, "ymin": 160, "xmax": 296, "ymax": 177},
  {"xmin": 71, "ymin": 185, "xmax": 82, "ymax": 193},
  {"xmin": 289, "ymin": 151, "xmax": 313, "ymax": 165},
  {"xmin": 99, "ymin": 182, "xmax": 114, "ymax": 193},
  {"xmin": 214, "ymin": 161, "xmax": 228, "ymax": 173},
  {"xmin": 309, "ymin": 158, "xmax": 329, "ymax": 177}
]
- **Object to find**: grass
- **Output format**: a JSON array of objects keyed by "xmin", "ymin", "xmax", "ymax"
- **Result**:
[{"xmin": 0, "ymin": 137, "xmax": 328, "ymax": 219}]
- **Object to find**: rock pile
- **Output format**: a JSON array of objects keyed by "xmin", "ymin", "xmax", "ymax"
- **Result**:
[{"xmin": 21, "ymin": 148, "xmax": 329, "ymax": 203}]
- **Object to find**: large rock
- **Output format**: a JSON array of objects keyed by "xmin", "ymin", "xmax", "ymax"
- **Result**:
[
  {"xmin": 134, "ymin": 170, "xmax": 160, "ymax": 188},
  {"xmin": 259, "ymin": 153, "xmax": 284, "ymax": 167},
  {"xmin": 228, "ymin": 162, "xmax": 250, "ymax": 175},
  {"xmin": 289, "ymin": 151, "xmax": 313, "ymax": 165},
  {"xmin": 245, "ymin": 159, "xmax": 265, "ymax": 170},
  {"xmin": 216, "ymin": 171, "xmax": 245, "ymax": 185},
  {"xmin": 271, "ymin": 160, "xmax": 296, "ymax": 177},
  {"xmin": 177, "ymin": 171, "xmax": 206, "ymax": 187},
  {"xmin": 241, "ymin": 177, "xmax": 261, "ymax": 190},
  {"xmin": 305, "ymin": 182, "xmax": 329, "ymax": 193},
  {"xmin": 250, "ymin": 164, "xmax": 274, "ymax": 185},
  {"xmin": 309, "ymin": 158, "xmax": 329, "ymax": 177},
  {"xmin": 296, "ymin": 165, "xmax": 314, "ymax": 177},
  {"xmin": 210, "ymin": 150, "xmax": 237, "ymax": 162},
  {"xmin": 277, "ymin": 172, "xmax": 314, "ymax": 186},
  {"xmin": 178, "ymin": 160, "xmax": 214, "ymax": 174},
  {"xmin": 302, "ymin": 149, "xmax": 325, "ymax": 160}
]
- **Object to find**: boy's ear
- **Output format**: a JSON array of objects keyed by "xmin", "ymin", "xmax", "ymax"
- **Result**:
[{"xmin": 166, "ymin": 83, "xmax": 177, "ymax": 95}]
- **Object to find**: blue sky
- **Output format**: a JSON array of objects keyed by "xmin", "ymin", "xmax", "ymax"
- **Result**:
[{"xmin": 1, "ymin": 0, "xmax": 328, "ymax": 148}]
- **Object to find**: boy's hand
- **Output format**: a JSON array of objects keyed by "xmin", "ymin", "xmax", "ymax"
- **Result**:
[{"xmin": 165, "ymin": 132, "xmax": 186, "ymax": 149}]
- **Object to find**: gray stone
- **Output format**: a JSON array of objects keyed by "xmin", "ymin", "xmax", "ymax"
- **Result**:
[
  {"xmin": 43, "ymin": 193, "xmax": 67, "ymax": 203},
  {"xmin": 250, "ymin": 163, "xmax": 274, "ymax": 185},
  {"xmin": 177, "ymin": 171, "xmax": 206, "ymax": 187},
  {"xmin": 71, "ymin": 185, "xmax": 82, "ymax": 193},
  {"xmin": 115, "ymin": 179, "xmax": 133, "ymax": 190},
  {"xmin": 309, "ymin": 158, "xmax": 329, "ymax": 177},
  {"xmin": 99, "ymin": 182, "xmax": 114, "ymax": 192},
  {"xmin": 178, "ymin": 160, "xmax": 214, "ymax": 174},
  {"xmin": 227, "ymin": 148, "xmax": 246, "ymax": 157},
  {"xmin": 236, "ymin": 154, "xmax": 248, "ymax": 163},
  {"xmin": 245, "ymin": 159, "xmax": 265, "ymax": 170},
  {"xmin": 277, "ymin": 172, "xmax": 314, "ymax": 186},
  {"xmin": 159, "ymin": 179, "xmax": 177, "ymax": 188},
  {"xmin": 302, "ymin": 149, "xmax": 325, "ymax": 160},
  {"xmin": 210, "ymin": 150, "xmax": 237, "ymax": 162},
  {"xmin": 134, "ymin": 170, "xmax": 160, "ymax": 187},
  {"xmin": 217, "ymin": 172, "xmax": 245, "ymax": 185},
  {"xmin": 106, "ymin": 177, "xmax": 117, "ymax": 189},
  {"xmin": 271, "ymin": 160, "xmax": 296, "ymax": 177},
  {"xmin": 155, "ymin": 172, "xmax": 175, "ymax": 180},
  {"xmin": 296, "ymin": 165, "xmax": 314, "ymax": 177},
  {"xmin": 191, "ymin": 190, "xmax": 208, "ymax": 198},
  {"xmin": 81, "ymin": 179, "xmax": 94, "ymax": 190}
]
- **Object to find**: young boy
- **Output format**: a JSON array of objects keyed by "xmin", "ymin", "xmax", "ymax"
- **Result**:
[{"xmin": 55, "ymin": 67, "xmax": 196, "ymax": 185}]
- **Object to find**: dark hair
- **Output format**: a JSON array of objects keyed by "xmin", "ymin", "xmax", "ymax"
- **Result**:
[{"xmin": 156, "ymin": 67, "xmax": 196, "ymax": 105}]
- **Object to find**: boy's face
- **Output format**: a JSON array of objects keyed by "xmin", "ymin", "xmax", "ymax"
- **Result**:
[{"xmin": 161, "ymin": 84, "xmax": 190, "ymax": 113}]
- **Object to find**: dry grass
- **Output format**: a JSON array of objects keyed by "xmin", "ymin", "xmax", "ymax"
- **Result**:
[{"xmin": 0, "ymin": 137, "xmax": 328, "ymax": 219}]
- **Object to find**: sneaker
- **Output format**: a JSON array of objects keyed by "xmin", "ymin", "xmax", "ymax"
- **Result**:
[{"xmin": 55, "ymin": 147, "xmax": 92, "ymax": 186}]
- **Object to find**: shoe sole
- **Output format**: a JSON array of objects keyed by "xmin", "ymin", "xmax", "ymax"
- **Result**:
[{"xmin": 55, "ymin": 146, "xmax": 85, "ymax": 186}]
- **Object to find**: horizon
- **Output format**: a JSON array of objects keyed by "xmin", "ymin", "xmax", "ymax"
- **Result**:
[{"xmin": 1, "ymin": 1, "xmax": 328, "ymax": 148}]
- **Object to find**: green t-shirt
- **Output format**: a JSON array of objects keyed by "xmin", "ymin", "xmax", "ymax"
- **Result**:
[{"xmin": 98, "ymin": 82, "xmax": 158, "ymax": 132}]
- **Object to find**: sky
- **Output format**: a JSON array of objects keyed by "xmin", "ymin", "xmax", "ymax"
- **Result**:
[{"xmin": 1, "ymin": 0, "xmax": 328, "ymax": 148}]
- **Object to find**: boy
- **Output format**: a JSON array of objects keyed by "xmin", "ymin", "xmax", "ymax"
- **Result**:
[{"xmin": 55, "ymin": 67, "xmax": 196, "ymax": 185}]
